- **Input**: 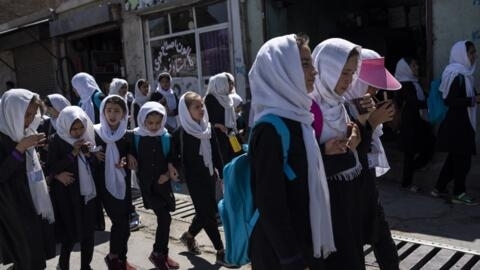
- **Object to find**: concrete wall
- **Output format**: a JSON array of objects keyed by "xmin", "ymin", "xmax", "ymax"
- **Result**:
[
  {"xmin": 432, "ymin": 0, "xmax": 480, "ymax": 82},
  {"xmin": 0, "ymin": 50, "xmax": 15, "ymax": 94},
  {"xmin": 121, "ymin": 11, "xmax": 147, "ymax": 85},
  {"xmin": 245, "ymin": 0, "xmax": 264, "ymax": 68}
]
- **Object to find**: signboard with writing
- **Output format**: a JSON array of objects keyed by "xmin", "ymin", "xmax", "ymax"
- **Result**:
[{"xmin": 150, "ymin": 34, "xmax": 197, "ymax": 79}]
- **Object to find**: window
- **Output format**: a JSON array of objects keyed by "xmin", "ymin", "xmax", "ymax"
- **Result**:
[
  {"xmin": 148, "ymin": 14, "xmax": 169, "ymax": 37},
  {"xmin": 196, "ymin": 1, "xmax": 228, "ymax": 28},
  {"xmin": 150, "ymin": 34, "xmax": 197, "ymax": 78},
  {"xmin": 199, "ymin": 28, "xmax": 230, "ymax": 76},
  {"xmin": 171, "ymin": 9, "xmax": 194, "ymax": 33}
]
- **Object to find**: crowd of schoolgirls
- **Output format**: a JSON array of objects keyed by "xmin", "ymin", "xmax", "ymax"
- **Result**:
[{"xmin": 0, "ymin": 34, "xmax": 477, "ymax": 270}]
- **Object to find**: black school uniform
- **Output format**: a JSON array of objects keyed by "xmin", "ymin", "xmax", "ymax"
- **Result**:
[
  {"xmin": 249, "ymin": 118, "xmax": 324, "ymax": 270},
  {"xmin": 131, "ymin": 102, "xmax": 141, "ymax": 128},
  {"xmin": 134, "ymin": 133, "xmax": 176, "ymax": 254},
  {"xmin": 173, "ymin": 127, "xmax": 225, "ymax": 250},
  {"xmin": 94, "ymin": 131, "xmax": 133, "ymax": 260},
  {"xmin": 48, "ymin": 134, "xmax": 97, "ymax": 269},
  {"xmin": 204, "ymin": 94, "xmax": 236, "ymax": 163},
  {"xmin": 0, "ymin": 132, "xmax": 55, "ymax": 270}
]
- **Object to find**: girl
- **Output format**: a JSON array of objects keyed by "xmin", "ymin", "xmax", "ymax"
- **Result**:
[
  {"xmin": 155, "ymin": 72, "xmax": 179, "ymax": 132},
  {"xmin": 248, "ymin": 34, "xmax": 334, "ymax": 270},
  {"xmin": 49, "ymin": 106, "xmax": 98, "ymax": 270},
  {"xmin": 130, "ymin": 79, "xmax": 152, "ymax": 128},
  {"xmin": 433, "ymin": 40, "xmax": 478, "ymax": 205},
  {"xmin": 346, "ymin": 49, "xmax": 401, "ymax": 270},
  {"xmin": 93, "ymin": 95, "xmax": 136, "ymax": 269},
  {"xmin": 0, "ymin": 89, "xmax": 55, "ymax": 270},
  {"xmin": 71, "ymin": 72, "xmax": 105, "ymax": 124},
  {"xmin": 109, "ymin": 78, "xmax": 129, "ymax": 98},
  {"xmin": 132, "ymin": 101, "xmax": 179, "ymax": 270},
  {"xmin": 176, "ymin": 91, "xmax": 233, "ymax": 267},
  {"xmin": 312, "ymin": 38, "xmax": 372, "ymax": 270},
  {"xmin": 394, "ymin": 57, "xmax": 435, "ymax": 192},
  {"xmin": 204, "ymin": 72, "xmax": 238, "ymax": 163}
]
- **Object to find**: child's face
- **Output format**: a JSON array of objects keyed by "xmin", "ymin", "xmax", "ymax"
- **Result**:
[
  {"xmin": 118, "ymin": 84, "xmax": 128, "ymax": 97},
  {"xmin": 46, "ymin": 106, "xmax": 60, "ymax": 119},
  {"xmin": 24, "ymin": 101, "xmax": 39, "ymax": 128},
  {"xmin": 104, "ymin": 102, "xmax": 125, "ymax": 128},
  {"xmin": 70, "ymin": 119, "xmax": 85, "ymax": 139},
  {"xmin": 144, "ymin": 113, "xmax": 164, "ymax": 133},
  {"xmin": 159, "ymin": 77, "xmax": 171, "ymax": 90},
  {"xmin": 139, "ymin": 83, "xmax": 149, "ymax": 96},
  {"xmin": 334, "ymin": 54, "xmax": 359, "ymax": 96},
  {"xmin": 188, "ymin": 98, "xmax": 205, "ymax": 122},
  {"xmin": 299, "ymin": 44, "xmax": 317, "ymax": 93},
  {"xmin": 409, "ymin": 60, "xmax": 419, "ymax": 77}
]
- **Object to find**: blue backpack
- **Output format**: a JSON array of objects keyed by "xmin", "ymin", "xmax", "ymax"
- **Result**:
[
  {"xmin": 427, "ymin": 76, "xmax": 464, "ymax": 125},
  {"xmin": 218, "ymin": 114, "xmax": 296, "ymax": 266},
  {"xmin": 133, "ymin": 133, "xmax": 171, "ymax": 156}
]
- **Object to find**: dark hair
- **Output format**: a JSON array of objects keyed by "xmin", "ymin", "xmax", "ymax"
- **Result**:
[
  {"xmin": 466, "ymin": 41, "xmax": 475, "ymax": 51},
  {"xmin": 295, "ymin": 33, "xmax": 310, "ymax": 47},
  {"xmin": 146, "ymin": 111, "xmax": 162, "ymax": 118},
  {"xmin": 402, "ymin": 56, "xmax": 417, "ymax": 66},
  {"xmin": 158, "ymin": 72, "xmax": 171, "ymax": 82},
  {"xmin": 137, "ymin": 79, "xmax": 148, "ymax": 88},
  {"xmin": 104, "ymin": 96, "xmax": 127, "ymax": 113},
  {"xmin": 44, "ymin": 96, "xmax": 53, "ymax": 108},
  {"xmin": 347, "ymin": 48, "xmax": 360, "ymax": 60}
]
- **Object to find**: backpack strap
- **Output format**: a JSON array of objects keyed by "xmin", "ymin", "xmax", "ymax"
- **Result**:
[
  {"xmin": 255, "ymin": 114, "xmax": 296, "ymax": 181},
  {"xmin": 92, "ymin": 90, "xmax": 103, "ymax": 109},
  {"xmin": 134, "ymin": 132, "xmax": 171, "ymax": 157}
]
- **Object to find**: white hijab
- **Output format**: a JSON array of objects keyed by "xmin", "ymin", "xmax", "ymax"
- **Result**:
[
  {"xmin": 94, "ymin": 95, "xmax": 129, "ymax": 200},
  {"xmin": 47, "ymin": 93, "xmax": 71, "ymax": 131},
  {"xmin": 178, "ymin": 92, "xmax": 214, "ymax": 175},
  {"xmin": 249, "ymin": 34, "xmax": 335, "ymax": 258},
  {"xmin": 206, "ymin": 73, "xmax": 237, "ymax": 131},
  {"xmin": 71, "ymin": 72, "xmax": 101, "ymax": 122},
  {"xmin": 130, "ymin": 80, "xmax": 152, "ymax": 128},
  {"xmin": 56, "ymin": 106, "xmax": 97, "ymax": 204},
  {"xmin": 0, "ymin": 89, "xmax": 55, "ymax": 223},
  {"xmin": 345, "ymin": 49, "xmax": 390, "ymax": 177},
  {"xmin": 134, "ymin": 101, "xmax": 168, "ymax": 137},
  {"xmin": 109, "ymin": 78, "xmax": 128, "ymax": 99},
  {"xmin": 311, "ymin": 38, "xmax": 363, "ymax": 181},
  {"xmin": 439, "ymin": 40, "xmax": 477, "ymax": 130},
  {"xmin": 156, "ymin": 72, "xmax": 178, "ymax": 129}
]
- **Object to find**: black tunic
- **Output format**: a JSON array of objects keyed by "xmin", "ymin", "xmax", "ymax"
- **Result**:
[
  {"xmin": 131, "ymin": 102, "xmax": 141, "ymax": 128},
  {"xmin": 249, "ymin": 118, "xmax": 321, "ymax": 270},
  {"xmin": 398, "ymin": 82, "xmax": 433, "ymax": 152},
  {"xmin": 134, "ymin": 134, "xmax": 175, "ymax": 211},
  {"xmin": 204, "ymin": 94, "xmax": 236, "ymax": 163},
  {"xmin": 94, "ymin": 131, "xmax": 133, "ymax": 215},
  {"xmin": 48, "ymin": 134, "xmax": 97, "ymax": 243},
  {"xmin": 0, "ymin": 133, "xmax": 55, "ymax": 270},
  {"xmin": 436, "ymin": 75, "xmax": 476, "ymax": 155}
]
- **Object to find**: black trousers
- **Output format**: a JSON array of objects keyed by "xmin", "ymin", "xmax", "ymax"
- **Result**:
[
  {"xmin": 152, "ymin": 206, "xmax": 172, "ymax": 254},
  {"xmin": 401, "ymin": 145, "xmax": 434, "ymax": 187},
  {"xmin": 103, "ymin": 198, "xmax": 131, "ymax": 260},
  {"xmin": 59, "ymin": 234, "xmax": 95, "ymax": 270},
  {"xmin": 436, "ymin": 153, "xmax": 471, "ymax": 196},
  {"xmin": 186, "ymin": 176, "xmax": 224, "ymax": 251}
]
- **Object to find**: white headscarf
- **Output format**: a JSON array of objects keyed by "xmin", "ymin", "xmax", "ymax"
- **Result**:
[
  {"xmin": 439, "ymin": 40, "xmax": 477, "ymax": 130},
  {"xmin": 345, "ymin": 49, "xmax": 390, "ymax": 177},
  {"xmin": 249, "ymin": 34, "xmax": 335, "ymax": 258},
  {"xmin": 71, "ymin": 72, "xmax": 101, "ymax": 122},
  {"xmin": 206, "ymin": 73, "xmax": 237, "ymax": 131},
  {"xmin": 0, "ymin": 89, "xmax": 55, "ymax": 223},
  {"xmin": 109, "ymin": 78, "xmax": 128, "ymax": 99},
  {"xmin": 178, "ymin": 92, "xmax": 214, "ymax": 175},
  {"xmin": 130, "ymin": 80, "xmax": 152, "ymax": 128},
  {"xmin": 156, "ymin": 72, "xmax": 178, "ymax": 129},
  {"xmin": 47, "ymin": 93, "xmax": 71, "ymax": 131},
  {"xmin": 94, "ymin": 95, "xmax": 128, "ymax": 200},
  {"xmin": 56, "ymin": 106, "xmax": 97, "ymax": 204},
  {"xmin": 134, "ymin": 101, "xmax": 168, "ymax": 137},
  {"xmin": 311, "ymin": 38, "xmax": 363, "ymax": 181}
]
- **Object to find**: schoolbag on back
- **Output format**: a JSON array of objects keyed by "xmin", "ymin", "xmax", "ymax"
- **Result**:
[
  {"xmin": 133, "ymin": 133, "xmax": 171, "ymax": 156},
  {"xmin": 218, "ymin": 114, "xmax": 296, "ymax": 266},
  {"xmin": 427, "ymin": 79, "xmax": 447, "ymax": 125}
]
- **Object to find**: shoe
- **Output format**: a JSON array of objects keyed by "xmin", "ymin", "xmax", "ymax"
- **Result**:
[
  {"xmin": 215, "ymin": 250, "xmax": 238, "ymax": 268},
  {"xmin": 123, "ymin": 260, "xmax": 137, "ymax": 270},
  {"xmin": 180, "ymin": 232, "xmax": 201, "ymax": 255},
  {"xmin": 404, "ymin": 184, "xmax": 419, "ymax": 193},
  {"xmin": 129, "ymin": 212, "xmax": 141, "ymax": 231},
  {"xmin": 148, "ymin": 252, "xmax": 169, "ymax": 270},
  {"xmin": 104, "ymin": 255, "xmax": 123, "ymax": 270},
  {"xmin": 430, "ymin": 188, "xmax": 448, "ymax": 198},
  {"xmin": 451, "ymin": 193, "xmax": 478, "ymax": 205},
  {"xmin": 166, "ymin": 256, "xmax": 180, "ymax": 269}
]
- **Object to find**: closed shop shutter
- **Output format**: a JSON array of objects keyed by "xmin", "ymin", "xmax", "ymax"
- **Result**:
[{"xmin": 14, "ymin": 40, "xmax": 56, "ymax": 97}]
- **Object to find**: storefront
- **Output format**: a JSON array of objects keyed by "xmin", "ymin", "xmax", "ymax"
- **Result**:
[{"xmin": 124, "ymin": 0, "xmax": 247, "ymax": 98}]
